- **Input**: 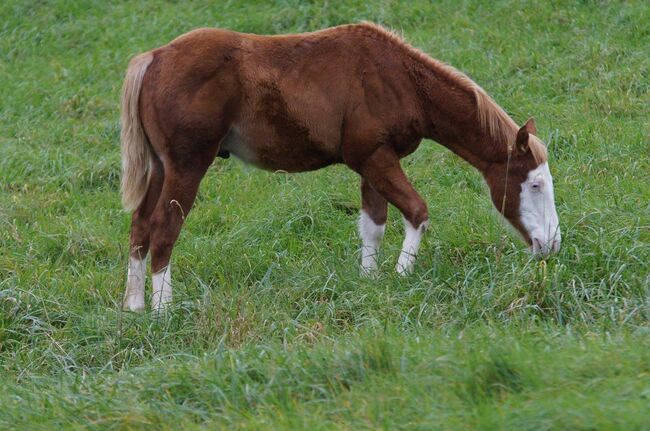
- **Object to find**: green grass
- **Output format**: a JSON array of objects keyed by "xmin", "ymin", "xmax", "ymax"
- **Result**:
[{"xmin": 1, "ymin": 0, "xmax": 648, "ymax": 429}]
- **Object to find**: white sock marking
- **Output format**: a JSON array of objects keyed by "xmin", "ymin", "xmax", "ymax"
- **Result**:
[
  {"xmin": 123, "ymin": 256, "xmax": 146, "ymax": 312},
  {"xmin": 396, "ymin": 218, "xmax": 428, "ymax": 275},
  {"xmin": 152, "ymin": 264, "xmax": 172, "ymax": 312},
  {"xmin": 359, "ymin": 210, "xmax": 385, "ymax": 275}
]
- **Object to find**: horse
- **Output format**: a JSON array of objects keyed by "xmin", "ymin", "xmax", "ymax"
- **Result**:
[{"xmin": 120, "ymin": 22, "xmax": 561, "ymax": 312}]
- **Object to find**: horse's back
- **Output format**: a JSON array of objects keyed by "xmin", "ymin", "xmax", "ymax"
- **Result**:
[
  {"xmin": 228, "ymin": 29, "xmax": 361, "ymax": 171},
  {"xmin": 138, "ymin": 25, "xmax": 421, "ymax": 171}
]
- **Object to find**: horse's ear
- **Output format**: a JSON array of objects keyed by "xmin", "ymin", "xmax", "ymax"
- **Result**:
[
  {"xmin": 523, "ymin": 117, "xmax": 537, "ymax": 135},
  {"xmin": 516, "ymin": 117, "xmax": 536, "ymax": 153}
]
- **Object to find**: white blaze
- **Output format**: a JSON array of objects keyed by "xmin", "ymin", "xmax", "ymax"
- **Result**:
[{"xmin": 519, "ymin": 162, "xmax": 561, "ymax": 255}]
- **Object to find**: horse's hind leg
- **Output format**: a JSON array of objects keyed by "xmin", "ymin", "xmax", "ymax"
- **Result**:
[
  {"xmin": 359, "ymin": 145, "xmax": 429, "ymax": 275},
  {"xmin": 148, "ymin": 156, "xmax": 214, "ymax": 312},
  {"xmin": 359, "ymin": 178, "xmax": 387, "ymax": 275},
  {"xmin": 123, "ymin": 157, "xmax": 164, "ymax": 311}
]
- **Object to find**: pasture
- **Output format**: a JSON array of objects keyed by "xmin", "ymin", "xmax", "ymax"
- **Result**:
[{"xmin": 1, "ymin": 0, "xmax": 648, "ymax": 429}]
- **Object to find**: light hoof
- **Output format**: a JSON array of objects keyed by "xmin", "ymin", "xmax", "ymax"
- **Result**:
[
  {"xmin": 151, "ymin": 295, "xmax": 172, "ymax": 314},
  {"xmin": 122, "ymin": 297, "xmax": 145, "ymax": 313},
  {"xmin": 151, "ymin": 304, "xmax": 170, "ymax": 317},
  {"xmin": 395, "ymin": 262, "xmax": 414, "ymax": 276},
  {"xmin": 360, "ymin": 264, "xmax": 379, "ymax": 278},
  {"xmin": 395, "ymin": 252, "xmax": 416, "ymax": 276}
]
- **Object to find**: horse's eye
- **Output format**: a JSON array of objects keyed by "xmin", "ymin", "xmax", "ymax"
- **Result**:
[{"xmin": 531, "ymin": 182, "xmax": 541, "ymax": 192}]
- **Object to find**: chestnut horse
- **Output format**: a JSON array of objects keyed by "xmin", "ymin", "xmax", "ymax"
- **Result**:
[{"xmin": 121, "ymin": 23, "xmax": 560, "ymax": 312}]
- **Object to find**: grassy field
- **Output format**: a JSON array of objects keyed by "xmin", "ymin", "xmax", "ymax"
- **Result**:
[{"xmin": 1, "ymin": 0, "xmax": 649, "ymax": 429}]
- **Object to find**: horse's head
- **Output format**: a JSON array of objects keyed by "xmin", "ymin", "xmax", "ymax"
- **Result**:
[{"xmin": 484, "ymin": 118, "xmax": 561, "ymax": 256}]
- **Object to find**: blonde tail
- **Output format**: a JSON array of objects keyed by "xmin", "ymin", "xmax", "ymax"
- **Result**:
[{"xmin": 120, "ymin": 52, "xmax": 154, "ymax": 212}]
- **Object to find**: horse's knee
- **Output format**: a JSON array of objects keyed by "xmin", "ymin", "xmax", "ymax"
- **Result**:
[{"xmin": 409, "ymin": 200, "xmax": 429, "ymax": 230}]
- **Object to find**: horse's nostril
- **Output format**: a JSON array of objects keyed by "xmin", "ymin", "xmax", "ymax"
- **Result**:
[
  {"xmin": 532, "ymin": 238, "xmax": 542, "ymax": 253},
  {"xmin": 552, "ymin": 239, "xmax": 560, "ymax": 252}
]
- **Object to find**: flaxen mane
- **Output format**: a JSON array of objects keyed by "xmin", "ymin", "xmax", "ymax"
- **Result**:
[{"xmin": 347, "ymin": 22, "xmax": 547, "ymax": 164}]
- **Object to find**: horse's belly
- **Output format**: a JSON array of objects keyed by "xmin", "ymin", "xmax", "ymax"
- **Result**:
[{"xmin": 220, "ymin": 126, "xmax": 341, "ymax": 172}]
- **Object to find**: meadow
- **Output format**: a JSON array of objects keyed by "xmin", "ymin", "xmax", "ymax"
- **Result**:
[{"xmin": 0, "ymin": 0, "xmax": 649, "ymax": 429}]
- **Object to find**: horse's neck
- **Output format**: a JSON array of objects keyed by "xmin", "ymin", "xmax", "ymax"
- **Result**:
[
  {"xmin": 437, "ymin": 128, "xmax": 510, "ymax": 175},
  {"xmin": 408, "ymin": 64, "xmax": 511, "ymax": 173}
]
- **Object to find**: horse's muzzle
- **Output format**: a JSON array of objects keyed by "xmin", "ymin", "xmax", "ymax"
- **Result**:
[{"xmin": 532, "ymin": 236, "xmax": 561, "ymax": 257}]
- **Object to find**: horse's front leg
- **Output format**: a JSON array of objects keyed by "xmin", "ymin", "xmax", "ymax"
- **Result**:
[
  {"xmin": 360, "ymin": 145, "xmax": 429, "ymax": 275},
  {"xmin": 359, "ymin": 177, "xmax": 387, "ymax": 275}
]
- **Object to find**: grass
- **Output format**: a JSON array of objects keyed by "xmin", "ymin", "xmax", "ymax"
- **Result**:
[{"xmin": 1, "ymin": 0, "xmax": 649, "ymax": 429}]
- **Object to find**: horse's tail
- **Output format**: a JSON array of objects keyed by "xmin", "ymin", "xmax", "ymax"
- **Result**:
[{"xmin": 120, "ymin": 52, "xmax": 154, "ymax": 212}]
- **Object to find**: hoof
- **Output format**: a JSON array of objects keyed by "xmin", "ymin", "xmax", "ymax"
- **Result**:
[{"xmin": 122, "ymin": 296, "xmax": 145, "ymax": 312}]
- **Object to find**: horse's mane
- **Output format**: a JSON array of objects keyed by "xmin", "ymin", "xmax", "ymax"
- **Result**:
[{"xmin": 342, "ymin": 22, "xmax": 547, "ymax": 164}]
